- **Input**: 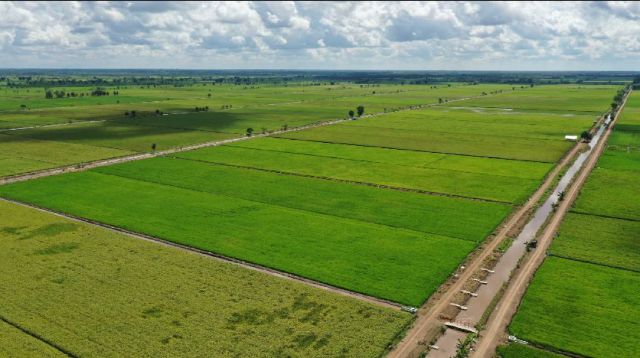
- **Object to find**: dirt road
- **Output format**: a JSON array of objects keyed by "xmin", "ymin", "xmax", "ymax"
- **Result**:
[
  {"xmin": 387, "ymin": 138, "xmax": 584, "ymax": 358},
  {"xmin": 471, "ymin": 91, "xmax": 631, "ymax": 358}
]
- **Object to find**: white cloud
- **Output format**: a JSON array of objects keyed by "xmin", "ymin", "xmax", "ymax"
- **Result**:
[{"xmin": 0, "ymin": 1, "xmax": 638, "ymax": 70}]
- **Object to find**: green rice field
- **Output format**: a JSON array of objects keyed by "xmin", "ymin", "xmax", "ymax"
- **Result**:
[{"xmin": 0, "ymin": 199, "xmax": 409, "ymax": 357}]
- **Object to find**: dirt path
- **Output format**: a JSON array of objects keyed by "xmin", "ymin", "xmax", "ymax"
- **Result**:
[
  {"xmin": 387, "ymin": 139, "xmax": 584, "ymax": 358},
  {"xmin": 471, "ymin": 91, "xmax": 630, "ymax": 358}
]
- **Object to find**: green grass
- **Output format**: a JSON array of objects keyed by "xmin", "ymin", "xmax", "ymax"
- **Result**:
[
  {"xmin": 279, "ymin": 122, "xmax": 573, "ymax": 163},
  {"xmin": 233, "ymin": 137, "xmax": 552, "ymax": 180},
  {"xmin": 572, "ymin": 158, "xmax": 640, "ymax": 221},
  {"xmin": 177, "ymin": 143, "xmax": 540, "ymax": 203},
  {"xmin": 457, "ymin": 85, "xmax": 619, "ymax": 114},
  {"xmin": 0, "ymin": 199, "xmax": 410, "ymax": 357},
  {"xmin": 510, "ymin": 257, "xmax": 640, "ymax": 358},
  {"xmin": 95, "ymin": 156, "xmax": 510, "ymax": 242},
  {"xmin": 550, "ymin": 213, "xmax": 640, "ymax": 272},
  {"xmin": 497, "ymin": 343, "xmax": 563, "ymax": 358},
  {"xmin": 0, "ymin": 171, "xmax": 475, "ymax": 306}
]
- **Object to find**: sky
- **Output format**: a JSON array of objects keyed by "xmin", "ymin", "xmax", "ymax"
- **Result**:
[{"xmin": 0, "ymin": 1, "xmax": 639, "ymax": 71}]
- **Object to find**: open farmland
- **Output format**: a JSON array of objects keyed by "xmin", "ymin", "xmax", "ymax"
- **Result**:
[
  {"xmin": 455, "ymin": 85, "xmax": 618, "ymax": 114},
  {"xmin": 0, "ymin": 84, "xmax": 615, "ymax": 310},
  {"xmin": 509, "ymin": 258, "xmax": 640, "ymax": 358},
  {"xmin": 0, "ymin": 199, "xmax": 409, "ymax": 357},
  {"xmin": 507, "ymin": 91, "xmax": 640, "ymax": 358},
  {"xmin": 0, "ymin": 83, "xmax": 521, "ymax": 178}
]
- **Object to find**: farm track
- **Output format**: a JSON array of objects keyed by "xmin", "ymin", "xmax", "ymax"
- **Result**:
[
  {"xmin": 470, "ymin": 90, "xmax": 631, "ymax": 358},
  {"xmin": 387, "ymin": 130, "xmax": 585, "ymax": 358}
]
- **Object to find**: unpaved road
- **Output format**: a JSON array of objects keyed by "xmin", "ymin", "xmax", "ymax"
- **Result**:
[
  {"xmin": 387, "ymin": 137, "xmax": 584, "ymax": 358},
  {"xmin": 471, "ymin": 91, "xmax": 630, "ymax": 358}
]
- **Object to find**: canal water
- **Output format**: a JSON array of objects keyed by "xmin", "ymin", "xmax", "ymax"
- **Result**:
[{"xmin": 428, "ymin": 118, "xmax": 608, "ymax": 357}]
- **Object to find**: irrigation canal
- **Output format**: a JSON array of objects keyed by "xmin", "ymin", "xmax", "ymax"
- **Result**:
[{"xmin": 427, "ymin": 116, "xmax": 610, "ymax": 357}]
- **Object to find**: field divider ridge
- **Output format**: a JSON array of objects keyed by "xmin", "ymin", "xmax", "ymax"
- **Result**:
[
  {"xmin": 171, "ymin": 156, "xmax": 515, "ymax": 205},
  {"xmin": 93, "ymin": 169, "xmax": 476, "ymax": 243},
  {"xmin": 0, "ymin": 314, "xmax": 77, "ymax": 357}
]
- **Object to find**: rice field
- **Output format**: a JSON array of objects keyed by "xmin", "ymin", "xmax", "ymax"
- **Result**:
[{"xmin": 0, "ymin": 199, "xmax": 410, "ymax": 357}]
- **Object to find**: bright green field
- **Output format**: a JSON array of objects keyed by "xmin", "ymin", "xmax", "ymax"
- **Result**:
[
  {"xmin": 550, "ymin": 213, "xmax": 640, "ymax": 272},
  {"xmin": 457, "ymin": 85, "xmax": 618, "ymax": 114},
  {"xmin": 0, "ymin": 200, "xmax": 409, "ymax": 357},
  {"xmin": 0, "ymin": 171, "xmax": 475, "ymax": 306},
  {"xmin": 95, "ymin": 157, "xmax": 510, "ymax": 242},
  {"xmin": 510, "ymin": 258, "xmax": 640, "ymax": 358},
  {"xmin": 177, "ymin": 141, "xmax": 542, "ymax": 204},
  {"xmin": 278, "ymin": 105, "xmax": 587, "ymax": 163},
  {"xmin": 497, "ymin": 343, "xmax": 563, "ymax": 358}
]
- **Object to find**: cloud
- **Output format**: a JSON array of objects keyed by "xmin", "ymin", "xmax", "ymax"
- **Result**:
[{"xmin": 0, "ymin": 1, "xmax": 638, "ymax": 70}]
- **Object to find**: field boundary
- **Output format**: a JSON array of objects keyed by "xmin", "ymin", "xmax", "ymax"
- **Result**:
[
  {"xmin": 0, "ymin": 315, "xmax": 76, "ymax": 357},
  {"xmin": 93, "ymin": 169, "xmax": 477, "ymax": 243},
  {"xmin": 0, "ymin": 197, "xmax": 404, "ymax": 311},
  {"xmin": 273, "ymin": 136, "xmax": 556, "ymax": 164},
  {"xmin": 546, "ymin": 252, "xmax": 640, "ymax": 274},
  {"xmin": 172, "ymin": 156, "xmax": 515, "ymax": 205}
]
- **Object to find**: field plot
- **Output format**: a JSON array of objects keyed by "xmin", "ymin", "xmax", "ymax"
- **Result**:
[
  {"xmin": 508, "ymin": 91, "xmax": 640, "ymax": 358},
  {"xmin": 96, "ymin": 157, "xmax": 510, "ymax": 242},
  {"xmin": 279, "ymin": 103, "xmax": 597, "ymax": 162},
  {"xmin": 0, "ymin": 133, "xmax": 132, "ymax": 177},
  {"xmin": 0, "ymin": 170, "xmax": 477, "ymax": 306},
  {"xmin": 0, "ymin": 200, "xmax": 409, "ymax": 357},
  {"xmin": 456, "ymin": 85, "xmax": 617, "ymax": 114},
  {"xmin": 550, "ymin": 213, "xmax": 640, "ymax": 271},
  {"xmin": 177, "ymin": 140, "xmax": 544, "ymax": 203},
  {"xmin": 509, "ymin": 258, "xmax": 640, "ymax": 358}
]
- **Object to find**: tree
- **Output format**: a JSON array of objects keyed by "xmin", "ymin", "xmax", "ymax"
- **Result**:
[
  {"xmin": 45, "ymin": 90, "xmax": 53, "ymax": 99},
  {"xmin": 438, "ymin": 98, "xmax": 443, "ymax": 104},
  {"xmin": 348, "ymin": 110, "xmax": 355, "ymax": 118},
  {"xmin": 581, "ymin": 130, "xmax": 593, "ymax": 141},
  {"xmin": 151, "ymin": 143, "xmax": 157, "ymax": 151},
  {"xmin": 246, "ymin": 127, "xmax": 254, "ymax": 136},
  {"xmin": 131, "ymin": 110, "xmax": 136, "ymax": 118},
  {"xmin": 357, "ymin": 105, "xmax": 364, "ymax": 117}
]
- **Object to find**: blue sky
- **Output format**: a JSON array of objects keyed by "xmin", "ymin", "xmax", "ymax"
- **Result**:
[{"xmin": 0, "ymin": 1, "xmax": 639, "ymax": 70}]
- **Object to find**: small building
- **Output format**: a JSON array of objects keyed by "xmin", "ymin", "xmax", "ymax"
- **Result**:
[{"xmin": 564, "ymin": 135, "xmax": 578, "ymax": 141}]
